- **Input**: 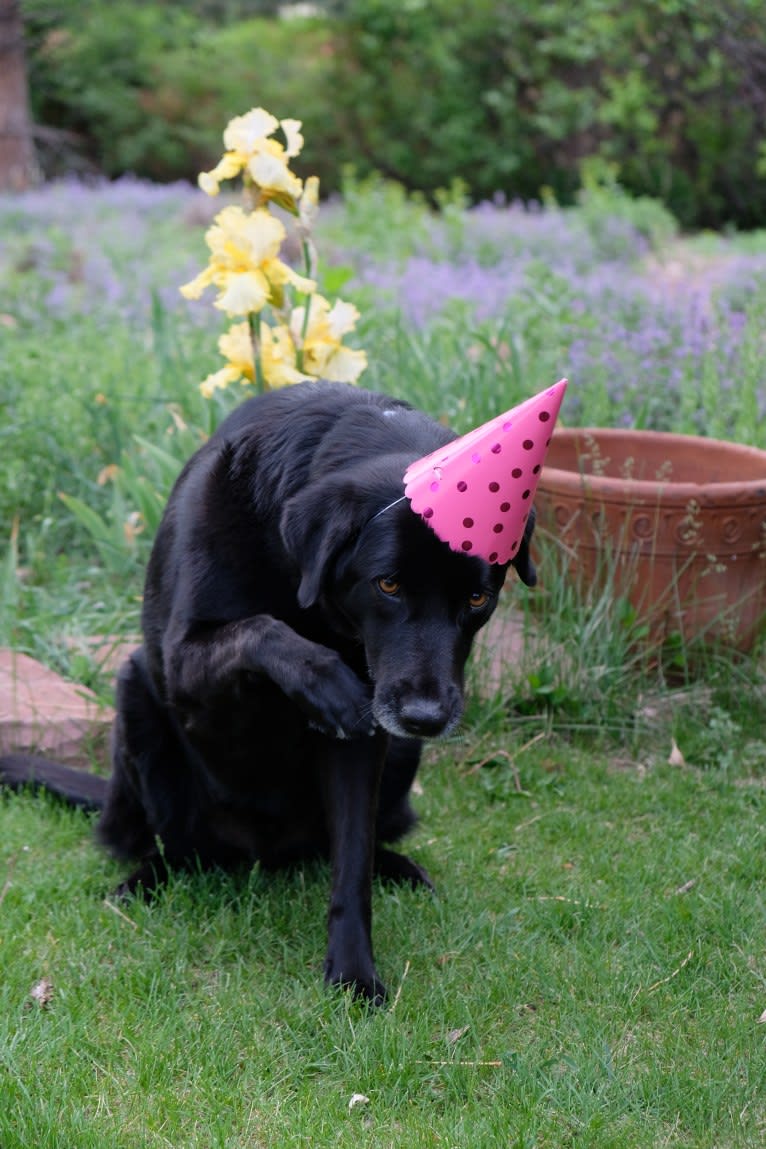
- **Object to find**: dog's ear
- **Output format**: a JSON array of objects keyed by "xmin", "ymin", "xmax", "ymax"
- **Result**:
[
  {"xmin": 510, "ymin": 506, "xmax": 537, "ymax": 587},
  {"xmin": 280, "ymin": 478, "xmax": 366, "ymax": 608}
]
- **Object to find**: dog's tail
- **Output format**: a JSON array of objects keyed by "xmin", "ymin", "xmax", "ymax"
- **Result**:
[{"xmin": 0, "ymin": 754, "xmax": 107, "ymax": 812}]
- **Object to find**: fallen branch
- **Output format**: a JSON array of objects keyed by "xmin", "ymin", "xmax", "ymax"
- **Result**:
[
  {"xmin": 514, "ymin": 805, "xmax": 575, "ymax": 833},
  {"xmin": 390, "ymin": 959, "xmax": 410, "ymax": 1012},
  {"xmin": 103, "ymin": 898, "xmax": 140, "ymax": 931},
  {"xmin": 633, "ymin": 950, "xmax": 694, "ymax": 1000},
  {"xmin": 464, "ymin": 731, "xmax": 547, "ymax": 779},
  {"xmin": 416, "ymin": 1059, "xmax": 503, "ymax": 1069},
  {"xmin": 646, "ymin": 950, "xmax": 694, "ymax": 993},
  {"xmin": 528, "ymin": 895, "xmax": 605, "ymax": 909}
]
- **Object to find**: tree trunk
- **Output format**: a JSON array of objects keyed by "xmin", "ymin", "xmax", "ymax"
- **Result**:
[{"xmin": 0, "ymin": 0, "xmax": 39, "ymax": 190}]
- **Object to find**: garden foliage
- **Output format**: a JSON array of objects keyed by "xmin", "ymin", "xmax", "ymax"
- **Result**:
[
  {"xmin": 330, "ymin": 0, "xmax": 766, "ymax": 229},
  {"xmin": 2, "ymin": 126, "xmax": 766, "ymax": 1149},
  {"xmin": 20, "ymin": 0, "xmax": 766, "ymax": 229}
]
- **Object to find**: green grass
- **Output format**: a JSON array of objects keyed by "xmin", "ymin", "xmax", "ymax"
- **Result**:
[
  {"xmin": 1, "ymin": 175, "xmax": 766, "ymax": 1145},
  {"xmin": 3, "ymin": 733, "xmax": 766, "ymax": 1147}
]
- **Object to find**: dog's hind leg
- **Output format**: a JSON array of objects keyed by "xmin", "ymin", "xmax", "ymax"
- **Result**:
[
  {"xmin": 374, "ymin": 847, "xmax": 434, "ymax": 891},
  {"xmin": 319, "ymin": 729, "xmax": 389, "ymax": 1005},
  {"xmin": 99, "ymin": 649, "xmax": 220, "ymax": 899}
]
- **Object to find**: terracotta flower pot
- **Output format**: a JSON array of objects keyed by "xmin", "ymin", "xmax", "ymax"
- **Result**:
[{"xmin": 535, "ymin": 427, "xmax": 766, "ymax": 651}]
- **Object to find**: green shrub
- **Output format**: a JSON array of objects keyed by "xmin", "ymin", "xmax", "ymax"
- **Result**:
[
  {"xmin": 328, "ymin": 0, "xmax": 590, "ymax": 205},
  {"xmin": 24, "ymin": 3, "xmax": 340, "ymax": 185},
  {"xmin": 137, "ymin": 17, "xmax": 342, "ymax": 187},
  {"xmin": 329, "ymin": 0, "xmax": 766, "ymax": 228},
  {"xmin": 592, "ymin": 0, "xmax": 766, "ymax": 229},
  {"xmin": 20, "ymin": 0, "xmax": 766, "ymax": 228},
  {"xmin": 24, "ymin": 1, "xmax": 202, "ymax": 178}
]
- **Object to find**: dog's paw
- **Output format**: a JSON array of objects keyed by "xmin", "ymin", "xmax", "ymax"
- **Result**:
[
  {"xmin": 110, "ymin": 856, "xmax": 169, "ymax": 901},
  {"xmin": 285, "ymin": 644, "xmax": 375, "ymax": 739},
  {"xmin": 375, "ymin": 847, "xmax": 435, "ymax": 892},
  {"xmin": 324, "ymin": 957, "xmax": 387, "ymax": 1007}
]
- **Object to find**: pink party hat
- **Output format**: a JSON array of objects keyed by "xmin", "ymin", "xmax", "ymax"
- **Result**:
[{"xmin": 403, "ymin": 379, "xmax": 568, "ymax": 564}]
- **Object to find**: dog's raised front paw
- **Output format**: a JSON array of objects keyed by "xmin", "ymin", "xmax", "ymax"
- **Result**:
[{"xmin": 285, "ymin": 644, "xmax": 375, "ymax": 739}]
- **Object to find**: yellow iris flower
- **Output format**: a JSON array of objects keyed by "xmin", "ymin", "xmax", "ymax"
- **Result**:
[
  {"xmin": 186, "ymin": 106, "xmax": 367, "ymax": 395},
  {"xmin": 299, "ymin": 175, "xmax": 320, "ymax": 232},
  {"xmin": 199, "ymin": 320, "xmax": 312, "ymax": 396},
  {"xmin": 199, "ymin": 323, "xmax": 255, "ymax": 397},
  {"xmin": 180, "ymin": 205, "xmax": 315, "ymax": 317},
  {"xmin": 198, "ymin": 107, "xmax": 304, "ymax": 213},
  {"xmin": 290, "ymin": 295, "xmax": 368, "ymax": 384},
  {"xmin": 260, "ymin": 324, "xmax": 312, "ymax": 389},
  {"xmin": 223, "ymin": 109, "xmax": 303, "ymax": 158}
]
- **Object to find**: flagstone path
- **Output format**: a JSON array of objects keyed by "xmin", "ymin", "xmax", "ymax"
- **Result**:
[{"xmin": 0, "ymin": 638, "xmax": 138, "ymax": 769}]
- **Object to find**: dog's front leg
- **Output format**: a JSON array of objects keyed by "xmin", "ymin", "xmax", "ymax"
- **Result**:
[
  {"xmin": 320, "ymin": 729, "xmax": 389, "ymax": 1005},
  {"xmin": 165, "ymin": 615, "xmax": 374, "ymax": 740}
]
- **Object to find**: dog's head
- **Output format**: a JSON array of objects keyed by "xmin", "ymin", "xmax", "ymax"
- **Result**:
[{"xmin": 280, "ymin": 463, "xmax": 536, "ymax": 740}]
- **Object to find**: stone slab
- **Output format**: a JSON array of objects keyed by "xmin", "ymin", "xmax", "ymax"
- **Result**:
[
  {"xmin": 0, "ymin": 648, "xmax": 114, "ymax": 768},
  {"xmin": 63, "ymin": 634, "xmax": 140, "ymax": 676},
  {"xmin": 473, "ymin": 606, "xmax": 529, "ymax": 695}
]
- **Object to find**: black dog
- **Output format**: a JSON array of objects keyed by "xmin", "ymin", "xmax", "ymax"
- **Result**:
[{"xmin": 1, "ymin": 381, "xmax": 536, "ymax": 1002}]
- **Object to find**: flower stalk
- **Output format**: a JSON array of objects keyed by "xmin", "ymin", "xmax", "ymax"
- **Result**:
[{"xmin": 181, "ymin": 108, "xmax": 366, "ymax": 396}]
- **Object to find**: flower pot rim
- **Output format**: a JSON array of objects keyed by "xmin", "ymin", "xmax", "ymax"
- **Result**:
[{"xmin": 540, "ymin": 426, "xmax": 766, "ymax": 500}]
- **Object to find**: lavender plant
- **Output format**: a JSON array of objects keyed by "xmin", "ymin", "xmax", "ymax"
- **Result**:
[{"xmin": 2, "ymin": 165, "xmax": 765, "ymax": 593}]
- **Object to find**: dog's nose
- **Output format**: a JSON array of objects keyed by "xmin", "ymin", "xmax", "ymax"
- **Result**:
[{"xmin": 398, "ymin": 697, "xmax": 453, "ymax": 738}]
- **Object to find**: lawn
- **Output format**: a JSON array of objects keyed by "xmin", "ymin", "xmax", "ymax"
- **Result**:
[{"xmin": 1, "ymin": 172, "xmax": 765, "ymax": 1147}]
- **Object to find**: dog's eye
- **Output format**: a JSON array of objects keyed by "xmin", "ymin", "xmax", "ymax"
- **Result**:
[
  {"xmin": 468, "ymin": 590, "xmax": 490, "ymax": 610},
  {"xmin": 376, "ymin": 576, "xmax": 401, "ymax": 596}
]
